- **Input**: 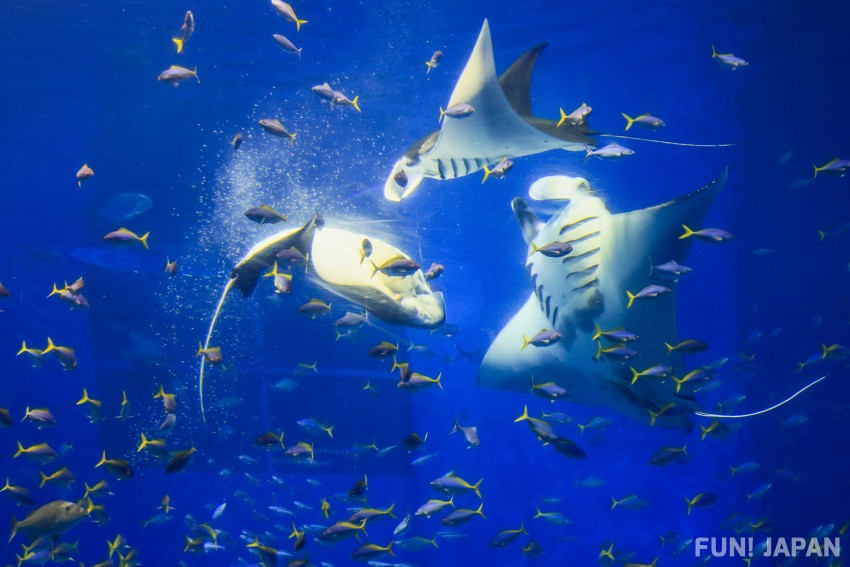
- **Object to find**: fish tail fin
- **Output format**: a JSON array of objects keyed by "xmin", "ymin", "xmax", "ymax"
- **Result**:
[
  {"xmin": 685, "ymin": 496, "xmax": 694, "ymax": 515},
  {"xmin": 594, "ymin": 341, "xmax": 603, "ymax": 361},
  {"xmin": 278, "ymin": 432, "xmax": 285, "ymax": 448},
  {"xmin": 476, "ymin": 502, "xmax": 485, "ymax": 518},
  {"xmin": 626, "ymin": 291, "xmax": 635, "ymax": 309},
  {"xmin": 557, "ymin": 107, "xmax": 567, "ymax": 128},
  {"xmin": 295, "ymin": 18, "xmax": 308, "ymax": 31},
  {"xmin": 629, "ymin": 367, "xmax": 641, "ymax": 385},
  {"xmin": 192, "ymin": 67, "xmax": 199, "ymax": 84},
  {"xmin": 195, "ymin": 342, "xmax": 205, "ymax": 358},
  {"xmin": 430, "ymin": 537, "xmax": 439, "ymax": 549},
  {"xmin": 821, "ymin": 343, "xmax": 829, "ymax": 359},
  {"xmin": 172, "ymin": 38, "xmax": 184, "ymax": 53},
  {"xmin": 578, "ymin": 423, "xmax": 587, "ymax": 435},
  {"xmin": 289, "ymin": 132, "xmax": 297, "ymax": 143},
  {"xmin": 0, "ymin": 478, "xmax": 9, "ymax": 492},
  {"xmin": 711, "ymin": 44, "xmax": 718, "ymax": 58},
  {"xmin": 682, "ymin": 443, "xmax": 688, "ymax": 457},
  {"xmin": 386, "ymin": 502, "xmax": 396, "ymax": 518},
  {"xmin": 650, "ymin": 558, "xmax": 658, "ymax": 567},
  {"xmin": 665, "ymin": 342, "xmax": 675, "ymax": 356},
  {"xmin": 352, "ymin": 95, "xmax": 360, "ymax": 112},
  {"xmin": 325, "ymin": 425, "xmax": 334, "ymax": 439},
  {"xmin": 426, "ymin": 61, "xmax": 432, "ymax": 73},
  {"xmin": 16, "ymin": 341, "xmax": 27, "ymax": 356},
  {"xmin": 96, "ymin": 451, "xmax": 107, "ymax": 467},
  {"xmin": 47, "ymin": 283, "xmax": 60, "ymax": 298},
  {"xmin": 369, "ymin": 260, "xmax": 378, "ymax": 278},
  {"xmin": 385, "ymin": 541, "xmax": 395, "ymax": 556},
  {"xmin": 38, "ymin": 471, "xmax": 48, "ymax": 488},
  {"xmin": 592, "ymin": 324, "xmax": 603, "ymax": 341},
  {"xmin": 139, "ymin": 232, "xmax": 150, "ymax": 249},
  {"xmin": 44, "ymin": 337, "xmax": 56, "ymax": 354},
  {"xmin": 521, "ymin": 522, "xmax": 528, "ymax": 535},
  {"xmin": 533, "ymin": 507, "xmax": 543, "ymax": 518},
  {"xmin": 450, "ymin": 418, "xmax": 460, "ymax": 435},
  {"xmin": 472, "ymin": 478, "xmax": 483, "ymax": 499},
  {"xmin": 137, "ymin": 432, "xmax": 148, "ymax": 452},
  {"xmin": 435, "ymin": 373, "xmax": 442, "ymax": 390},
  {"xmin": 672, "ymin": 376, "xmax": 683, "ymax": 394},
  {"xmin": 9, "ymin": 516, "xmax": 19, "ymax": 544},
  {"xmin": 817, "ymin": 230, "xmax": 827, "ymax": 241},
  {"xmin": 610, "ymin": 497, "xmax": 619, "ymax": 510},
  {"xmin": 648, "ymin": 408, "xmax": 659, "ymax": 427},
  {"xmin": 813, "ymin": 163, "xmax": 820, "ymax": 178},
  {"xmin": 621, "ymin": 113, "xmax": 634, "ymax": 131},
  {"xmin": 20, "ymin": 408, "xmax": 29, "ymax": 423},
  {"xmin": 699, "ymin": 424, "xmax": 710, "ymax": 441},
  {"xmin": 13, "ymin": 442, "xmax": 24, "ymax": 458},
  {"xmin": 481, "ymin": 166, "xmax": 491, "ymax": 184},
  {"xmin": 521, "ymin": 335, "xmax": 530, "ymax": 351},
  {"xmin": 679, "ymin": 224, "xmax": 694, "ymax": 239},
  {"xmin": 438, "ymin": 107, "xmax": 445, "ymax": 122},
  {"xmin": 76, "ymin": 388, "xmax": 89, "ymax": 405},
  {"xmin": 583, "ymin": 145, "xmax": 593, "ymax": 162},
  {"xmin": 514, "ymin": 405, "xmax": 529, "ymax": 423},
  {"xmin": 296, "ymin": 48, "xmax": 302, "ymax": 62}
]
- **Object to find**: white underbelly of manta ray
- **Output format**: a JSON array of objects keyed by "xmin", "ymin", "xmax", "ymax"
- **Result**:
[{"xmin": 478, "ymin": 173, "xmax": 728, "ymax": 429}]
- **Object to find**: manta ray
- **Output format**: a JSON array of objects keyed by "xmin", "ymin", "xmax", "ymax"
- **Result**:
[
  {"xmin": 384, "ymin": 20, "xmax": 729, "ymax": 202},
  {"xmin": 198, "ymin": 212, "xmax": 445, "ymax": 421},
  {"xmin": 385, "ymin": 20, "xmax": 593, "ymax": 201},
  {"xmin": 477, "ymin": 173, "xmax": 728, "ymax": 428}
]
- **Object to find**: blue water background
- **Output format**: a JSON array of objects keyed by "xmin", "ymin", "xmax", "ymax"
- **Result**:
[{"xmin": 1, "ymin": 0, "xmax": 849, "ymax": 565}]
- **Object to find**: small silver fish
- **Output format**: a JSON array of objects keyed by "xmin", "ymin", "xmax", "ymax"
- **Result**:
[
  {"xmin": 157, "ymin": 65, "xmax": 199, "ymax": 85},
  {"xmin": 584, "ymin": 143, "xmax": 634, "ymax": 161},
  {"xmin": 273, "ymin": 34, "xmax": 302, "ymax": 60}
]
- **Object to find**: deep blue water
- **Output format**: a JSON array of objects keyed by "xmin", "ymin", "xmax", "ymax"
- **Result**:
[{"xmin": 1, "ymin": 1, "xmax": 849, "ymax": 566}]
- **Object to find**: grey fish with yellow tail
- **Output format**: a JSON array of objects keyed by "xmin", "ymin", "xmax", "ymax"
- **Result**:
[
  {"xmin": 271, "ymin": 0, "xmax": 307, "ymax": 31},
  {"xmin": 172, "ymin": 11, "xmax": 194, "ymax": 53},
  {"xmin": 103, "ymin": 227, "xmax": 150, "ymax": 249}
]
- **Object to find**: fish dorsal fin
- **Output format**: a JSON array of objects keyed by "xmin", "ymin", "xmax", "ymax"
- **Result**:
[
  {"xmin": 498, "ymin": 43, "xmax": 548, "ymax": 117},
  {"xmin": 511, "ymin": 197, "xmax": 545, "ymax": 244}
]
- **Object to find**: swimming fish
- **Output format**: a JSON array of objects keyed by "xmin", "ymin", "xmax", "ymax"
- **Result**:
[
  {"xmin": 813, "ymin": 157, "xmax": 850, "ymax": 178},
  {"xmin": 42, "ymin": 337, "xmax": 77, "ymax": 370},
  {"xmin": 157, "ymin": 65, "xmax": 199, "ymax": 85},
  {"xmin": 231, "ymin": 132, "xmax": 243, "ymax": 149},
  {"xmin": 480, "ymin": 173, "xmax": 726, "ymax": 427},
  {"xmin": 263, "ymin": 262, "xmax": 293, "ymax": 294},
  {"xmin": 245, "ymin": 205, "xmax": 289, "ymax": 224},
  {"xmin": 621, "ymin": 112, "xmax": 665, "ymax": 131},
  {"xmin": 626, "ymin": 285, "xmax": 671, "ymax": 309},
  {"xmin": 679, "ymin": 224, "xmax": 734, "ymax": 242},
  {"xmin": 521, "ymin": 329, "xmax": 562, "ymax": 350},
  {"xmin": 103, "ymin": 227, "xmax": 150, "ymax": 249},
  {"xmin": 165, "ymin": 257, "xmax": 178, "ymax": 275},
  {"xmin": 76, "ymin": 164, "xmax": 94, "ymax": 186},
  {"xmin": 583, "ymin": 143, "xmax": 634, "ymax": 161},
  {"xmin": 711, "ymin": 44, "xmax": 748, "ymax": 69},
  {"xmin": 481, "ymin": 158, "xmax": 513, "ymax": 183},
  {"xmin": 450, "ymin": 418, "xmax": 480, "ymax": 447},
  {"xmin": 273, "ymin": 33, "xmax": 302, "ymax": 60},
  {"xmin": 95, "ymin": 451, "xmax": 133, "ymax": 478},
  {"xmin": 172, "ymin": 10, "xmax": 194, "ymax": 53},
  {"xmin": 271, "ymin": 0, "xmax": 308, "ymax": 31},
  {"xmin": 9, "ymin": 501, "xmax": 88, "ymax": 544},
  {"xmin": 426, "ymin": 50, "xmax": 442, "ymax": 73},
  {"xmin": 558, "ymin": 103, "xmax": 592, "ymax": 127},
  {"xmin": 439, "ymin": 103, "xmax": 475, "ymax": 120},
  {"xmin": 258, "ymin": 118, "xmax": 296, "ymax": 141}
]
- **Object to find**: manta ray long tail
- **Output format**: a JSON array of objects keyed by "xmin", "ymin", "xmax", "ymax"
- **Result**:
[
  {"xmin": 693, "ymin": 374, "xmax": 830, "ymax": 419},
  {"xmin": 199, "ymin": 277, "xmax": 238, "ymax": 425},
  {"xmin": 601, "ymin": 133, "xmax": 736, "ymax": 148}
]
